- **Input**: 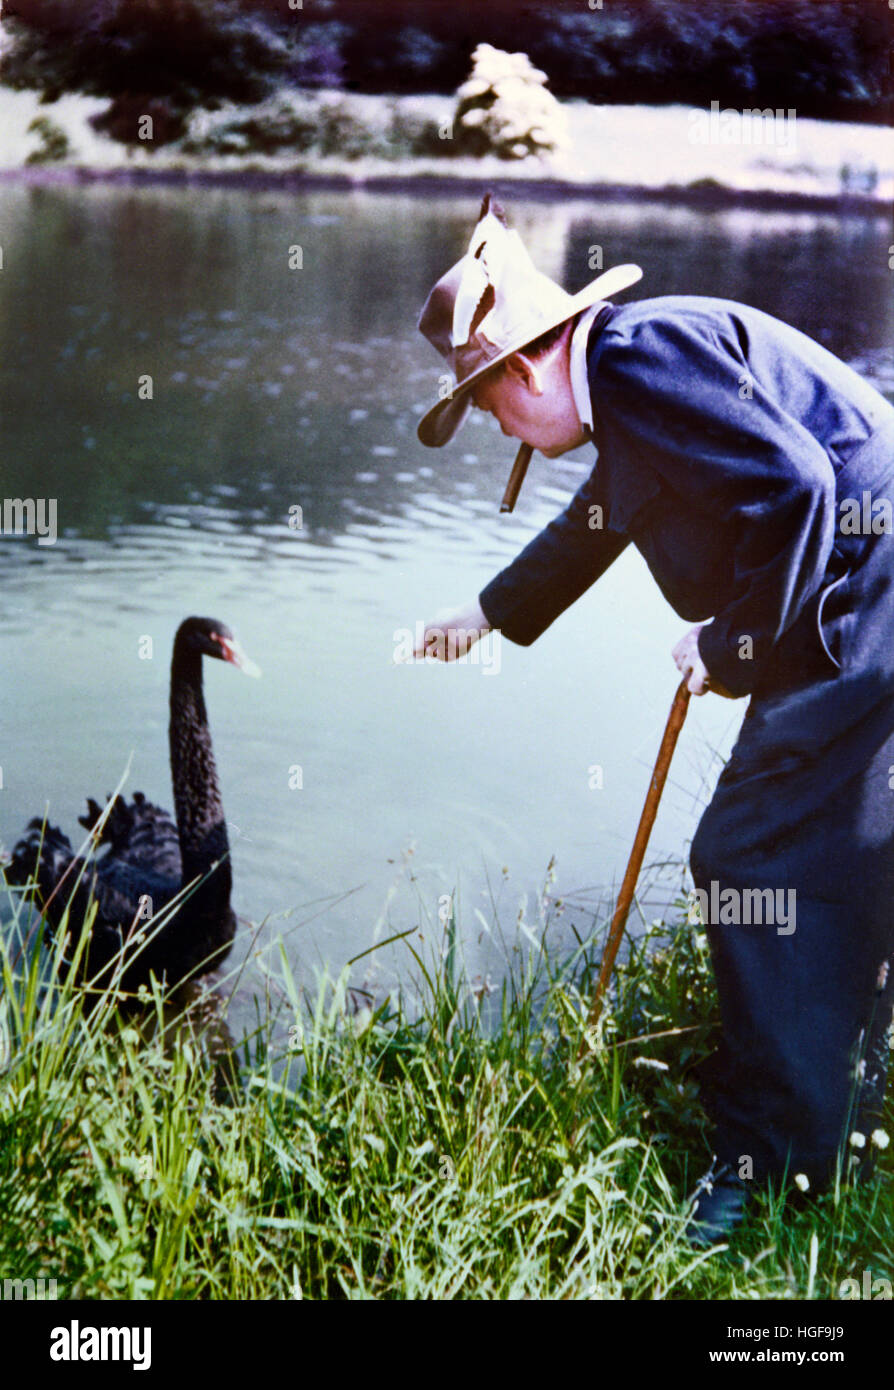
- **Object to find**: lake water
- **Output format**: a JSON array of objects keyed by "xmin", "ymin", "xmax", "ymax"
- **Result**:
[{"xmin": 1, "ymin": 182, "xmax": 891, "ymax": 1030}]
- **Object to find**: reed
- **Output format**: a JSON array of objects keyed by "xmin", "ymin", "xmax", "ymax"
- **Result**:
[{"xmin": 0, "ymin": 856, "xmax": 890, "ymax": 1300}]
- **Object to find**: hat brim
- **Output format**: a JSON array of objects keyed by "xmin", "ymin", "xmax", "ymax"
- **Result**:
[{"xmin": 416, "ymin": 263, "xmax": 643, "ymax": 448}]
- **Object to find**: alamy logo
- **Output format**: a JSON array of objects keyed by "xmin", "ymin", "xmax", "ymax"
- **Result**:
[
  {"xmin": 393, "ymin": 623, "xmax": 502, "ymax": 675},
  {"xmin": 50, "ymin": 1321, "xmax": 151, "ymax": 1371},
  {"xmin": 838, "ymin": 492, "xmax": 893, "ymax": 535},
  {"xmin": 688, "ymin": 882, "xmax": 796, "ymax": 935},
  {"xmin": 1, "ymin": 497, "xmax": 57, "ymax": 546},
  {"xmin": 839, "ymin": 1270, "xmax": 892, "ymax": 1300},
  {"xmin": 2, "ymin": 1276, "xmax": 58, "ymax": 1299},
  {"xmin": 688, "ymin": 100, "xmax": 797, "ymax": 149}
]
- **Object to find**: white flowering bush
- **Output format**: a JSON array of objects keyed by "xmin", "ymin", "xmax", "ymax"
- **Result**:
[{"xmin": 452, "ymin": 44, "xmax": 569, "ymax": 161}]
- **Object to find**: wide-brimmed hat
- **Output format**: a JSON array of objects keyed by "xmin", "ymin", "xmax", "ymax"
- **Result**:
[{"xmin": 416, "ymin": 194, "xmax": 642, "ymax": 448}]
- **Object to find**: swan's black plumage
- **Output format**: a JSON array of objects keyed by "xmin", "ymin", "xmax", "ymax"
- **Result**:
[{"xmin": 6, "ymin": 617, "xmax": 258, "ymax": 996}]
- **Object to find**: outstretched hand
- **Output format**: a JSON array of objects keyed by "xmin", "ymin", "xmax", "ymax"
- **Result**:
[
  {"xmin": 672, "ymin": 624, "xmax": 735, "ymax": 697},
  {"xmin": 413, "ymin": 599, "xmax": 491, "ymax": 662}
]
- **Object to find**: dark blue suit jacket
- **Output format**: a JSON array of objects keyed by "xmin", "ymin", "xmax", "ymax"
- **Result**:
[{"xmin": 479, "ymin": 296, "xmax": 894, "ymax": 697}]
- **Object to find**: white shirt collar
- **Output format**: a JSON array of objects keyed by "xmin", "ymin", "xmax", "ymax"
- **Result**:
[{"xmin": 569, "ymin": 302, "xmax": 603, "ymax": 432}]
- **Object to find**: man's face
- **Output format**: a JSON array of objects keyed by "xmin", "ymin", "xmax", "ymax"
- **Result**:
[{"xmin": 470, "ymin": 342, "xmax": 589, "ymax": 457}]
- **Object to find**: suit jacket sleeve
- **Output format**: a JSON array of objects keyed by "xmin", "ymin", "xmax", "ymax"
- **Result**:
[
  {"xmin": 478, "ymin": 463, "xmax": 630, "ymax": 645},
  {"xmin": 592, "ymin": 312, "xmax": 838, "ymax": 696}
]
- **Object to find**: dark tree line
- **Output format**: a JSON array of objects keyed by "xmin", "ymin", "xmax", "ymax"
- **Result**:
[{"xmin": 3, "ymin": 0, "xmax": 890, "ymax": 126}]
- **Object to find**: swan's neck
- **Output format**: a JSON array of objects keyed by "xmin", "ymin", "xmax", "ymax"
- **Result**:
[{"xmin": 169, "ymin": 650, "xmax": 231, "ymax": 910}]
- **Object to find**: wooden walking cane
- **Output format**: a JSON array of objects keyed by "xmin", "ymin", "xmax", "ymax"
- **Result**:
[{"xmin": 578, "ymin": 678, "xmax": 691, "ymax": 1058}]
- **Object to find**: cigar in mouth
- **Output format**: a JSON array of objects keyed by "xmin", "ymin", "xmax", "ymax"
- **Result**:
[{"xmin": 500, "ymin": 442, "xmax": 533, "ymax": 513}]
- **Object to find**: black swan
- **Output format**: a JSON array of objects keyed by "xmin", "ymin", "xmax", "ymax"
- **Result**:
[{"xmin": 5, "ymin": 616, "xmax": 259, "ymax": 999}]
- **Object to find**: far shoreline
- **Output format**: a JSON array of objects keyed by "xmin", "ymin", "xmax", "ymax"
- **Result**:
[{"xmin": 0, "ymin": 163, "xmax": 885, "ymax": 216}]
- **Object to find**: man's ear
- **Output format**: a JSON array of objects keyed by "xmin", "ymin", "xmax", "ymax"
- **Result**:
[{"xmin": 504, "ymin": 352, "xmax": 543, "ymax": 396}]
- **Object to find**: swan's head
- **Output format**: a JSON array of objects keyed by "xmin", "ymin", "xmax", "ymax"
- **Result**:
[{"xmin": 176, "ymin": 617, "xmax": 262, "ymax": 678}]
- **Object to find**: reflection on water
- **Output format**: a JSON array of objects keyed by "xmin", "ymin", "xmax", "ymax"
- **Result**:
[{"xmin": 1, "ymin": 184, "xmax": 891, "ymax": 1029}]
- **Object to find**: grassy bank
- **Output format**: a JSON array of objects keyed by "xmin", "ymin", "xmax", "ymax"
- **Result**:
[
  {"xmin": 0, "ymin": 88, "xmax": 890, "ymax": 209},
  {"xmin": 1, "ymin": 863, "xmax": 892, "ymax": 1300}
]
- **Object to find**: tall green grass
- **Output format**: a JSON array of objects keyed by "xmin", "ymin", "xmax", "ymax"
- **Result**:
[{"xmin": 0, "ymin": 857, "xmax": 891, "ymax": 1300}]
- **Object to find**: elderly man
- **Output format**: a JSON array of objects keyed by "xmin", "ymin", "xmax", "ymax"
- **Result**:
[{"xmin": 414, "ymin": 194, "xmax": 894, "ymax": 1244}]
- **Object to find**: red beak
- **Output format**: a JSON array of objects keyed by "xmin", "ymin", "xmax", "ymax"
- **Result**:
[{"xmin": 218, "ymin": 635, "xmax": 261, "ymax": 678}]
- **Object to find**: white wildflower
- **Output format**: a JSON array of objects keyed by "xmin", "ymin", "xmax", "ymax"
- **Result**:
[
  {"xmin": 849, "ymin": 1131, "xmax": 867, "ymax": 1149},
  {"xmin": 794, "ymin": 1172, "xmax": 810, "ymax": 1192},
  {"xmin": 871, "ymin": 1129, "xmax": 890, "ymax": 1149}
]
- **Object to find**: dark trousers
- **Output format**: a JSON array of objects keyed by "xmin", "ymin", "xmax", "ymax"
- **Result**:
[{"xmin": 690, "ymin": 426, "xmax": 894, "ymax": 1185}]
